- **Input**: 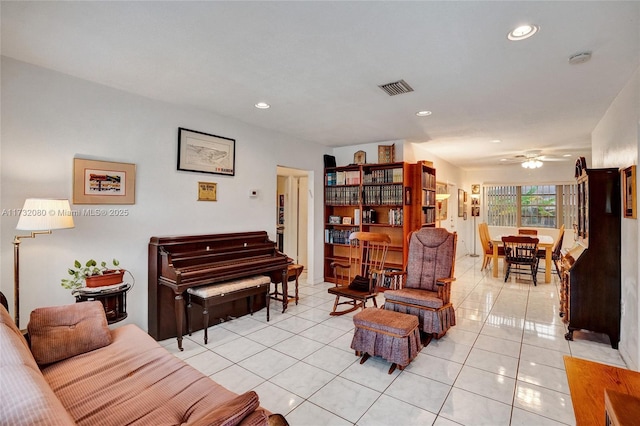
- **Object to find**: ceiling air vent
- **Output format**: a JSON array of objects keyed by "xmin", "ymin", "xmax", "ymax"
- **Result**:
[{"xmin": 378, "ymin": 79, "xmax": 414, "ymax": 96}]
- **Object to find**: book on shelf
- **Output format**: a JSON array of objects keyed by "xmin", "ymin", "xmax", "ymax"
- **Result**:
[
  {"xmin": 377, "ymin": 268, "xmax": 403, "ymax": 290},
  {"xmin": 354, "ymin": 209, "xmax": 361, "ymax": 225},
  {"xmin": 324, "ymin": 227, "xmax": 358, "ymax": 244}
]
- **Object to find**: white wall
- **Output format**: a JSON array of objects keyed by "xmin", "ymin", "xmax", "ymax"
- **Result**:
[
  {"xmin": 0, "ymin": 57, "xmax": 328, "ymax": 330},
  {"xmin": 592, "ymin": 66, "xmax": 640, "ymax": 370}
]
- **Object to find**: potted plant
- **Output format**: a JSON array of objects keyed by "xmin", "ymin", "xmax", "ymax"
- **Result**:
[{"xmin": 61, "ymin": 259, "xmax": 125, "ymax": 290}]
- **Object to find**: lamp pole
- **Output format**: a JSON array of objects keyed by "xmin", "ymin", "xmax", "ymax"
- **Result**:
[{"xmin": 470, "ymin": 216, "xmax": 479, "ymax": 257}]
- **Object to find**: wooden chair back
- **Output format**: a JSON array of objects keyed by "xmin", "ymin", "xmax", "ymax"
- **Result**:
[
  {"xmin": 553, "ymin": 224, "xmax": 565, "ymax": 259},
  {"xmin": 333, "ymin": 232, "xmax": 391, "ymax": 289},
  {"xmin": 518, "ymin": 229, "xmax": 538, "ymax": 235},
  {"xmin": 502, "ymin": 236, "xmax": 539, "ymax": 264},
  {"xmin": 478, "ymin": 222, "xmax": 491, "ymax": 254}
]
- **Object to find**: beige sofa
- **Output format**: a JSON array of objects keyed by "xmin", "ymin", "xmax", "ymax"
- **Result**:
[{"xmin": 0, "ymin": 300, "xmax": 281, "ymax": 425}]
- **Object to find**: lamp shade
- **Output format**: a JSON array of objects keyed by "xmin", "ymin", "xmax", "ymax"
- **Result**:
[
  {"xmin": 435, "ymin": 193, "xmax": 451, "ymax": 201},
  {"xmin": 16, "ymin": 198, "xmax": 75, "ymax": 231}
]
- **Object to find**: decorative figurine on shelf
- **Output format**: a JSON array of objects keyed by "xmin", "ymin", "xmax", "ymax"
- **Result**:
[{"xmin": 353, "ymin": 150, "xmax": 367, "ymax": 165}]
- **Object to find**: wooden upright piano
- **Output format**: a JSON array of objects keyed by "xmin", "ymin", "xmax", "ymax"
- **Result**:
[{"xmin": 148, "ymin": 231, "xmax": 289, "ymax": 349}]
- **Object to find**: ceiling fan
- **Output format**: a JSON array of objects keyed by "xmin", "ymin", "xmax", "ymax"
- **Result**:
[{"xmin": 500, "ymin": 150, "xmax": 569, "ymax": 168}]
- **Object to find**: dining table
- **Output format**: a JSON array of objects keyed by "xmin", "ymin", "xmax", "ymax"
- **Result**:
[{"xmin": 491, "ymin": 234, "xmax": 554, "ymax": 283}]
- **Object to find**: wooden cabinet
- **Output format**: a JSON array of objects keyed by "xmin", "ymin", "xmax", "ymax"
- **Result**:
[
  {"xmin": 560, "ymin": 158, "xmax": 620, "ymax": 348},
  {"xmin": 324, "ymin": 162, "xmax": 427, "ymax": 286}
]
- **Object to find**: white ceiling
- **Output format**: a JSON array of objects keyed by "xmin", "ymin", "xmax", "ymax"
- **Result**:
[{"xmin": 2, "ymin": 1, "xmax": 639, "ymax": 170}]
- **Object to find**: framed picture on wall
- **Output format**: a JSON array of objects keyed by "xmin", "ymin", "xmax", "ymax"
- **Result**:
[
  {"xmin": 177, "ymin": 127, "xmax": 236, "ymax": 176},
  {"xmin": 458, "ymin": 189, "xmax": 465, "ymax": 217},
  {"xmin": 623, "ymin": 165, "xmax": 636, "ymax": 219},
  {"xmin": 73, "ymin": 158, "xmax": 136, "ymax": 204}
]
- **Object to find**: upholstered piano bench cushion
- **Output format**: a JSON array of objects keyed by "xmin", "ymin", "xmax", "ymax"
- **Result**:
[
  {"xmin": 187, "ymin": 275, "xmax": 271, "ymax": 298},
  {"xmin": 28, "ymin": 301, "xmax": 112, "ymax": 365}
]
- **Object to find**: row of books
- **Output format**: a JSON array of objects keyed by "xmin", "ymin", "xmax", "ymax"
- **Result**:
[
  {"xmin": 387, "ymin": 208, "xmax": 403, "ymax": 226},
  {"xmin": 324, "ymin": 227, "xmax": 358, "ymax": 244},
  {"xmin": 421, "ymin": 208, "xmax": 437, "ymax": 224},
  {"xmin": 422, "ymin": 172, "xmax": 436, "ymax": 189},
  {"xmin": 377, "ymin": 268, "xmax": 403, "ymax": 290},
  {"xmin": 363, "ymin": 185, "xmax": 404, "ymax": 205},
  {"xmin": 422, "ymin": 189, "xmax": 436, "ymax": 206},
  {"xmin": 326, "ymin": 170, "xmax": 361, "ymax": 186},
  {"xmin": 325, "ymin": 187, "xmax": 361, "ymax": 205},
  {"xmin": 363, "ymin": 168, "xmax": 403, "ymax": 184}
]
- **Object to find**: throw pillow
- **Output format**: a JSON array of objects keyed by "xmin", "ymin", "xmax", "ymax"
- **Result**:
[
  {"xmin": 348, "ymin": 275, "xmax": 370, "ymax": 292},
  {"xmin": 189, "ymin": 391, "xmax": 260, "ymax": 426},
  {"xmin": 28, "ymin": 301, "xmax": 112, "ymax": 365}
]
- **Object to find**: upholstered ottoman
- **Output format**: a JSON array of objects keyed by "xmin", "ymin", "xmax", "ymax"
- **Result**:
[{"xmin": 351, "ymin": 307, "xmax": 422, "ymax": 374}]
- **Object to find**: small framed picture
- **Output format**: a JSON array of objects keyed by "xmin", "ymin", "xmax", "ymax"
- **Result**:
[
  {"xmin": 342, "ymin": 217, "xmax": 352, "ymax": 225},
  {"xmin": 353, "ymin": 150, "xmax": 366, "ymax": 165},
  {"xmin": 623, "ymin": 165, "xmax": 637, "ymax": 219},
  {"xmin": 404, "ymin": 186, "xmax": 411, "ymax": 205},
  {"xmin": 197, "ymin": 182, "xmax": 217, "ymax": 201},
  {"xmin": 329, "ymin": 215, "xmax": 341, "ymax": 224}
]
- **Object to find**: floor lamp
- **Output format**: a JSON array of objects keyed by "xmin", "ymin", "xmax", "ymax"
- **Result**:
[
  {"xmin": 14, "ymin": 198, "xmax": 75, "ymax": 327},
  {"xmin": 435, "ymin": 193, "xmax": 451, "ymax": 228},
  {"xmin": 470, "ymin": 214, "xmax": 480, "ymax": 258}
]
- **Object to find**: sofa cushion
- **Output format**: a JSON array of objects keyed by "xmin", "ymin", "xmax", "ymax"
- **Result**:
[
  {"xmin": 0, "ymin": 367, "xmax": 76, "ymax": 425},
  {"xmin": 189, "ymin": 391, "xmax": 260, "ymax": 426},
  {"xmin": 1, "ymin": 304, "xmax": 75, "ymax": 425},
  {"xmin": 28, "ymin": 301, "xmax": 112, "ymax": 365},
  {"xmin": 42, "ymin": 324, "xmax": 254, "ymax": 426}
]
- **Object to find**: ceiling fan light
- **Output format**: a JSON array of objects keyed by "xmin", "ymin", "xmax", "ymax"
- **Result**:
[{"xmin": 522, "ymin": 159, "xmax": 543, "ymax": 169}]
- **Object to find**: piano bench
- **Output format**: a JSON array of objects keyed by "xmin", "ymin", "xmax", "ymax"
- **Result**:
[{"xmin": 186, "ymin": 275, "xmax": 271, "ymax": 344}]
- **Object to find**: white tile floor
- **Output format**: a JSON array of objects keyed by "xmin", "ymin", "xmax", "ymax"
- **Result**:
[{"xmin": 159, "ymin": 255, "xmax": 628, "ymax": 425}]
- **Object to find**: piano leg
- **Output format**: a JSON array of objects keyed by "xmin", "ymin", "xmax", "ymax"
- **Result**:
[{"xmin": 174, "ymin": 291, "xmax": 185, "ymax": 351}]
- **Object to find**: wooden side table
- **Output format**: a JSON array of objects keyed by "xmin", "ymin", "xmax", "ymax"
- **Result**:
[
  {"xmin": 270, "ymin": 264, "xmax": 303, "ymax": 313},
  {"xmin": 564, "ymin": 356, "xmax": 640, "ymax": 425},
  {"xmin": 74, "ymin": 284, "xmax": 131, "ymax": 324}
]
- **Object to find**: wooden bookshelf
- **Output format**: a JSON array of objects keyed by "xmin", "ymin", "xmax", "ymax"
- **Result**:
[{"xmin": 324, "ymin": 162, "xmax": 433, "ymax": 285}]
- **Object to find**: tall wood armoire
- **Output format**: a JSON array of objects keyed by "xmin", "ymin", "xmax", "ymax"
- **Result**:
[{"xmin": 560, "ymin": 157, "xmax": 621, "ymax": 348}]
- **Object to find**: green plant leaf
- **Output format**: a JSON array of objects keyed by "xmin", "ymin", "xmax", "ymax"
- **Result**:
[{"xmin": 74, "ymin": 260, "xmax": 81, "ymax": 268}]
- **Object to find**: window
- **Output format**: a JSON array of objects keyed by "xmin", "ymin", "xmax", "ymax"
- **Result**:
[
  {"xmin": 485, "ymin": 184, "xmax": 576, "ymax": 228},
  {"xmin": 521, "ymin": 185, "xmax": 556, "ymax": 227}
]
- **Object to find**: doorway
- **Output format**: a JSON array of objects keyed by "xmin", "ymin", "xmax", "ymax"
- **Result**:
[{"xmin": 276, "ymin": 166, "xmax": 309, "ymax": 278}]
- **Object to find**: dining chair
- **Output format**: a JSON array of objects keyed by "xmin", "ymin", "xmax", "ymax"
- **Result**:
[
  {"xmin": 478, "ymin": 222, "xmax": 504, "ymax": 271},
  {"xmin": 327, "ymin": 231, "xmax": 390, "ymax": 316},
  {"xmin": 537, "ymin": 224, "xmax": 564, "ymax": 280},
  {"xmin": 518, "ymin": 228, "xmax": 538, "ymax": 235},
  {"xmin": 502, "ymin": 235, "xmax": 540, "ymax": 285}
]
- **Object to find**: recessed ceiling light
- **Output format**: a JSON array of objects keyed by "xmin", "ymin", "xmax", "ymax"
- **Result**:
[
  {"xmin": 563, "ymin": 154, "xmax": 572, "ymax": 157},
  {"xmin": 500, "ymin": 158, "xmax": 507, "ymax": 162},
  {"xmin": 416, "ymin": 110, "xmax": 432, "ymax": 117},
  {"xmin": 507, "ymin": 24, "xmax": 539, "ymax": 41},
  {"xmin": 255, "ymin": 102, "xmax": 270, "ymax": 109},
  {"xmin": 491, "ymin": 139, "xmax": 502, "ymax": 143}
]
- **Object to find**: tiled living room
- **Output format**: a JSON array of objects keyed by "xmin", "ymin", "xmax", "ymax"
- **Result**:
[{"xmin": 161, "ymin": 255, "xmax": 625, "ymax": 426}]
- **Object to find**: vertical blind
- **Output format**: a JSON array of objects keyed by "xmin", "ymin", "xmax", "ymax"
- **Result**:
[{"xmin": 485, "ymin": 184, "xmax": 577, "ymax": 228}]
